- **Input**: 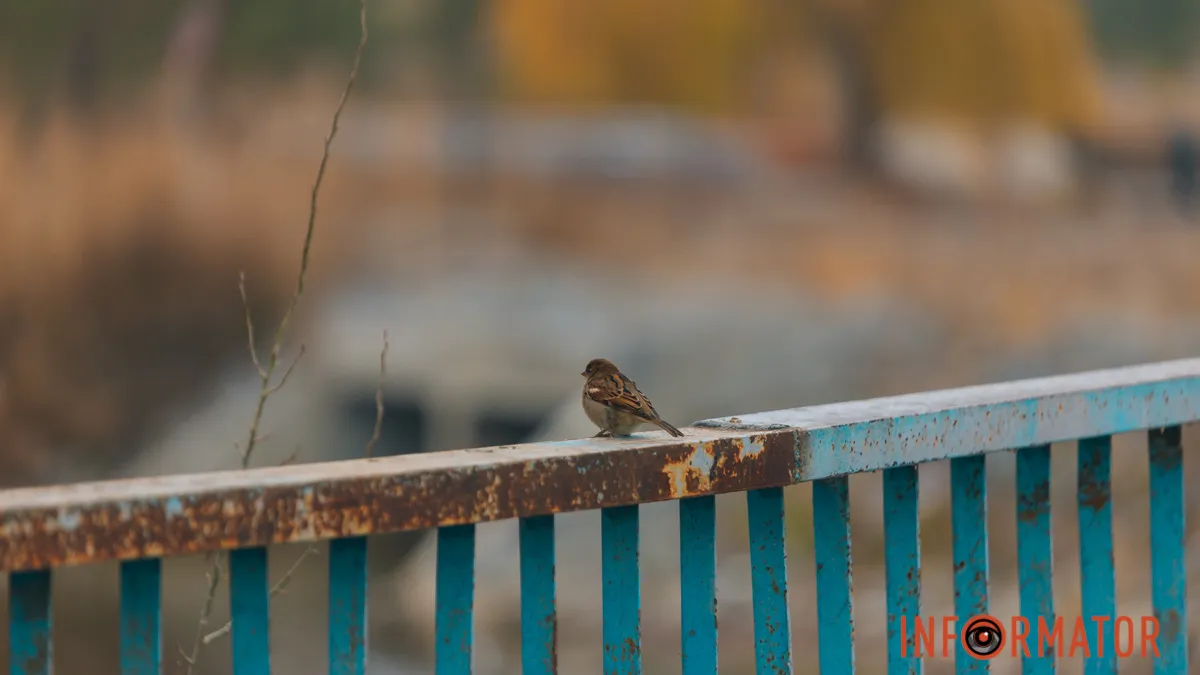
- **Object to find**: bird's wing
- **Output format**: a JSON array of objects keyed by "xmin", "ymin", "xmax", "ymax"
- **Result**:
[{"xmin": 586, "ymin": 374, "xmax": 661, "ymax": 421}]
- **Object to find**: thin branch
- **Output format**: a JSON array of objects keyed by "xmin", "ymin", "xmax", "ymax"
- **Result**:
[
  {"xmin": 280, "ymin": 446, "xmax": 302, "ymax": 466},
  {"xmin": 180, "ymin": 552, "xmax": 223, "ymax": 672},
  {"xmin": 184, "ymin": 1, "xmax": 369, "ymax": 670},
  {"xmin": 238, "ymin": 271, "xmax": 266, "ymax": 379},
  {"xmin": 240, "ymin": 0, "xmax": 368, "ymax": 470},
  {"xmin": 263, "ymin": 0, "xmax": 370, "ymax": 382},
  {"xmin": 364, "ymin": 329, "xmax": 388, "ymax": 458},
  {"xmin": 200, "ymin": 545, "xmax": 320, "ymax": 645},
  {"xmin": 266, "ymin": 344, "xmax": 306, "ymax": 396}
]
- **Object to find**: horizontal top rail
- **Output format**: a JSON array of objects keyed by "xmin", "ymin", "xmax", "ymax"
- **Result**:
[{"xmin": 2, "ymin": 358, "xmax": 1199, "ymax": 571}]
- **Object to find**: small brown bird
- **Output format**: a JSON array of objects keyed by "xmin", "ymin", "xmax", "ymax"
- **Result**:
[{"xmin": 581, "ymin": 358, "xmax": 684, "ymax": 438}]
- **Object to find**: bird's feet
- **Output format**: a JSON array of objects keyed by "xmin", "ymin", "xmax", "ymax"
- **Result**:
[{"xmin": 593, "ymin": 429, "xmax": 613, "ymax": 438}]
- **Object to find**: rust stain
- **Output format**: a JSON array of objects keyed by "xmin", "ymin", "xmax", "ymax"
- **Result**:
[
  {"xmin": 1078, "ymin": 475, "xmax": 1110, "ymax": 512},
  {"xmin": 622, "ymin": 636, "xmax": 641, "ymax": 661},
  {"xmin": 0, "ymin": 431, "xmax": 800, "ymax": 571},
  {"xmin": 6, "ymin": 359, "xmax": 1198, "ymax": 572},
  {"xmin": 1156, "ymin": 608, "xmax": 1182, "ymax": 642},
  {"xmin": 1016, "ymin": 480, "xmax": 1050, "ymax": 523}
]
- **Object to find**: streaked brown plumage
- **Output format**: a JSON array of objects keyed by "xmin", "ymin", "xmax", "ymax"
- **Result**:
[{"xmin": 580, "ymin": 358, "xmax": 684, "ymax": 438}]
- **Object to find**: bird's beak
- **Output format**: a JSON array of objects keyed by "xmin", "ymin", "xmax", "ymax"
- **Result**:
[{"xmin": 580, "ymin": 371, "xmax": 587, "ymax": 377}]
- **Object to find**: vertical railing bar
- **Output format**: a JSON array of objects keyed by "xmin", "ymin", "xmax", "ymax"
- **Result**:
[
  {"xmin": 813, "ymin": 478, "xmax": 853, "ymax": 675},
  {"xmin": 120, "ymin": 558, "xmax": 162, "ymax": 675},
  {"xmin": 747, "ymin": 487, "xmax": 794, "ymax": 675},
  {"xmin": 1077, "ymin": 436, "xmax": 1115, "ymax": 675},
  {"xmin": 519, "ymin": 515, "xmax": 558, "ymax": 675},
  {"xmin": 1148, "ymin": 426, "xmax": 1187, "ymax": 674},
  {"xmin": 8, "ymin": 569, "xmax": 52, "ymax": 675},
  {"xmin": 601, "ymin": 505, "xmax": 641, "ymax": 675},
  {"xmin": 950, "ymin": 455, "xmax": 989, "ymax": 674},
  {"xmin": 883, "ymin": 466, "xmax": 920, "ymax": 675},
  {"xmin": 1016, "ymin": 445, "xmax": 1054, "ymax": 675},
  {"xmin": 329, "ymin": 537, "xmax": 369, "ymax": 675},
  {"xmin": 436, "ymin": 524, "xmax": 477, "ymax": 675},
  {"xmin": 679, "ymin": 496, "xmax": 717, "ymax": 675},
  {"xmin": 748, "ymin": 487, "xmax": 793, "ymax": 675},
  {"xmin": 230, "ymin": 547, "xmax": 271, "ymax": 675}
]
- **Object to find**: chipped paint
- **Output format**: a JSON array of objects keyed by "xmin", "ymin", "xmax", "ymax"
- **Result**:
[
  {"xmin": 2, "ymin": 358, "xmax": 1200, "ymax": 571},
  {"xmin": 1148, "ymin": 426, "xmax": 1188, "ymax": 669},
  {"xmin": 662, "ymin": 442, "xmax": 720, "ymax": 497},
  {"xmin": 739, "ymin": 437, "xmax": 766, "ymax": 459}
]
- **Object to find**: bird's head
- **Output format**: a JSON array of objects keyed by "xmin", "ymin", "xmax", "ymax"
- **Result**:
[{"xmin": 582, "ymin": 358, "xmax": 619, "ymax": 378}]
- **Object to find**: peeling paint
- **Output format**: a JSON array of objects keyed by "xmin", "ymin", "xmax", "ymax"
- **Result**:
[
  {"xmin": 2, "ymin": 359, "xmax": 1200, "ymax": 571},
  {"xmin": 739, "ymin": 438, "xmax": 766, "ymax": 459}
]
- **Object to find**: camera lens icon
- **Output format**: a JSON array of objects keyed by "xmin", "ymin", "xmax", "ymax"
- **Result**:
[{"xmin": 961, "ymin": 615, "xmax": 1004, "ymax": 659}]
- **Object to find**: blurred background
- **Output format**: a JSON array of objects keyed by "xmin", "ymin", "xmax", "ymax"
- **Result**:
[{"xmin": 1, "ymin": 0, "xmax": 1200, "ymax": 673}]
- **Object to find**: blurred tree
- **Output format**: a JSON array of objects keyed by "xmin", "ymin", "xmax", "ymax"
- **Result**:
[
  {"xmin": 829, "ymin": 0, "xmax": 1103, "ymax": 132},
  {"xmin": 490, "ymin": 0, "xmax": 1103, "ymax": 135},
  {"xmin": 491, "ymin": 0, "xmax": 764, "ymax": 113}
]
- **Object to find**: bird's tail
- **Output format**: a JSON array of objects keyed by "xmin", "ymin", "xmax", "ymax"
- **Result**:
[{"xmin": 655, "ymin": 419, "xmax": 685, "ymax": 438}]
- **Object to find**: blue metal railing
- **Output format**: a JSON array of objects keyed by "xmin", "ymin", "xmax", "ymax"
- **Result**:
[{"xmin": 2, "ymin": 358, "xmax": 1196, "ymax": 674}]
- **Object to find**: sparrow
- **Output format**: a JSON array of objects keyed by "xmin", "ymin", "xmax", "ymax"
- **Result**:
[{"xmin": 581, "ymin": 358, "xmax": 684, "ymax": 438}]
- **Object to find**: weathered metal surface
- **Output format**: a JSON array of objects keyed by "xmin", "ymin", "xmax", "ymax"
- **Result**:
[
  {"xmin": 8, "ymin": 570, "xmax": 51, "ymax": 675},
  {"xmin": 601, "ymin": 505, "xmax": 641, "ymax": 675},
  {"xmin": 1015, "ymin": 445, "xmax": 1054, "ymax": 675},
  {"xmin": 883, "ymin": 466, "xmax": 920, "ymax": 675},
  {"xmin": 519, "ymin": 516, "xmax": 557, "ymax": 675},
  {"xmin": 4, "ymin": 358, "xmax": 1200, "ymax": 571},
  {"xmin": 1077, "ymin": 436, "xmax": 1115, "ymax": 675},
  {"xmin": 230, "ymin": 547, "xmax": 270, "ymax": 675},
  {"xmin": 119, "ymin": 558, "xmax": 161, "ymax": 675},
  {"xmin": 679, "ymin": 496, "xmax": 717, "ymax": 675},
  {"xmin": 951, "ymin": 455, "xmax": 988, "ymax": 675},
  {"xmin": 435, "ymin": 525, "xmax": 475, "ymax": 675},
  {"xmin": 1148, "ymin": 426, "xmax": 1186, "ymax": 673},
  {"xmin": 329, "ymin": 536, "xmax": 368, "ymax": 675},
  {"xmin": 748, "ymin": 487, "xmax": 792, "ymax": 675},
  {"xmin": 813, "ymin": 478, "xmax": 853, "ymax": 675}
]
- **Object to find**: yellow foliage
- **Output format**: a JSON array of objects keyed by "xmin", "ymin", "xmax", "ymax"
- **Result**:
[
  {"xmin": 863, "ymin": 0, "xmax": 1102, "ymax": 129},
  {"xmin": 490, "ymin": 0, "xmax": 763, "ymax": 113},
  {"xmin": 490, "ymin": 0, "xmax": 1102, "ymax": 129}
]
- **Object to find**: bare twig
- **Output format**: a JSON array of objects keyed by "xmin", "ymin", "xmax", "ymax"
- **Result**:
[
  {"xmin": 179, "ymin": 552, "xmax": 223, "ymax": 670},
  {"xmin": 266, "ymin": 345, "xmax": 306, "ymax": 396},
  {"xmin": 238, "ymin": 271, "xmax": 266, "ymax": 379},
  {"xmin": 364, "ymin": 329, "xmax": 388, "ymax": 458},
  {"xmin": 182, "ymin": 2, "xmax": 369, "ymax": 672},
  {"xmin": 240, "ymin": 0, "xmax": 369, "ymax": 470},
  {"xmin": 199, "ymin": 544, "xmax": 320, "ymax": 645},
  {"xmin": 280, "ymin": 446, "xmax": 302, "ymax": 466}
]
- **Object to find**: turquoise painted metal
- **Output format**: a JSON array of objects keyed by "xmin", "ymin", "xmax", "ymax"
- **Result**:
[
  {"xmin": 230, "ymin": 547, "xmax": 270, "ymax": 675},
  {"xmin": 748, "ymin": 487, "xmax": 792, "ymax": 675},
  {"xmin": 1077, "ymin": 436, "xmax": 1115, "ymax": 675},
  {"xmin": 329, "ymin": 537, "xmax": 368, "ymax": 675},
  {"xmin": 951, "ymin": 455, "xmax": 988, "ymax": 674},
  {"xmin": 8, "ymin": 570, "xmax": 51, "ymax": 675},
  {"xmin": 1148, "ymin": 426, "xmax": 1186, "ymax": 673},
  {"xmin": 119, "ymin": 558, "xmax": 161, "ymax": 675},
  {"xmin": 679, "ymin": 496, "xmax": 717, "ymax": 675},
  {"xmin": 1015, "ymin": 445, "xmax": 1053, "ymax": 675},
  {"xmin": 519, "ymin": 516, "xmax": 557, "ymax": 675},
  {"xmin": 883, "ymin": 465, "xmax": 920, "ymax": 675},
  {"xmin": 1, "ymin": 359, "xmax": 1198, "ymax": 674},
  {"xmin": 435, "ymin": 525, "xmax": 476, "ymax": 675},
  {"xmin": 601, "ymin": 505, "xmax": 641, "ymax": 675},
  {"xmin": 813, "ymin": 478, "xmax": 854, "ymax": 675}
]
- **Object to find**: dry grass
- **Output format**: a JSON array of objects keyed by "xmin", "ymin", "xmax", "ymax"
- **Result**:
[{"xmin": 0, "ymin": 87, "xmax": 380, "ymax": 486}]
